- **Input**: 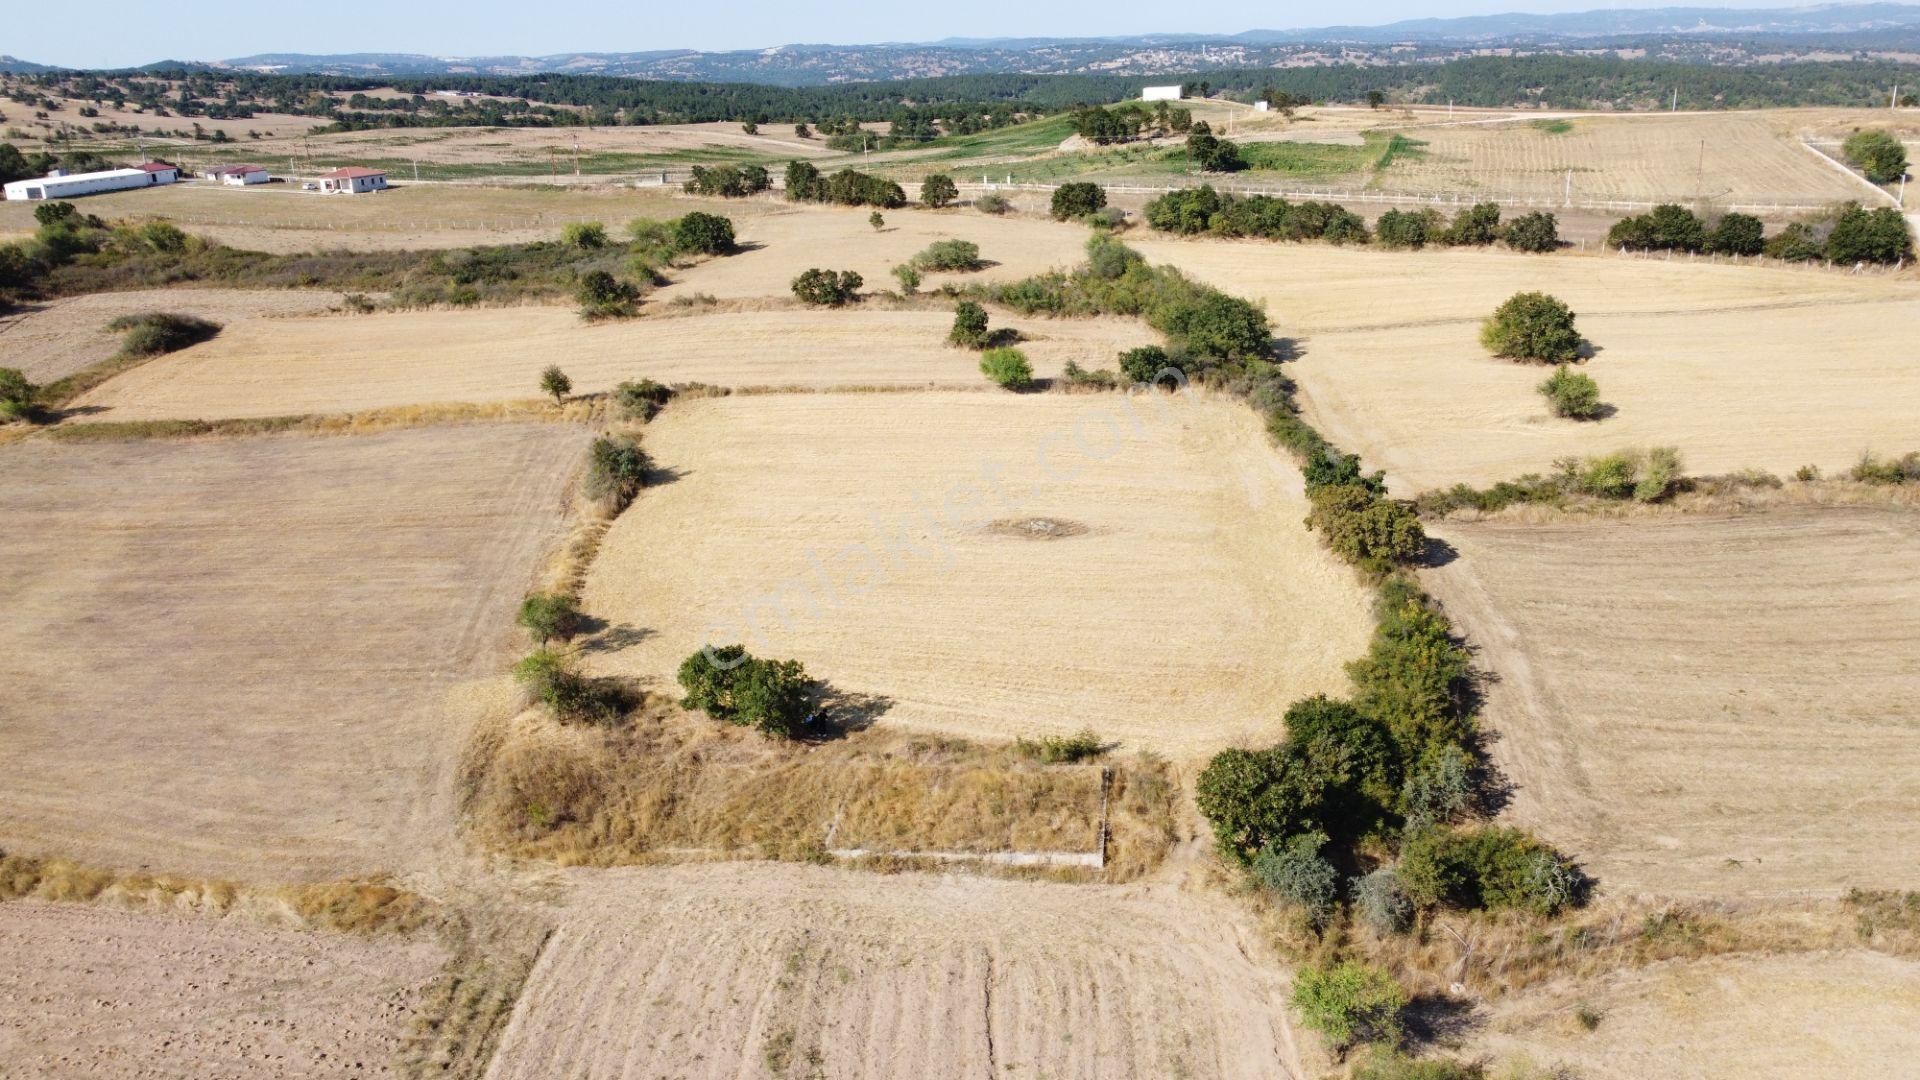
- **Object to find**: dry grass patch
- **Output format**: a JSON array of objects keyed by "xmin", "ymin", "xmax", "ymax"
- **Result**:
[
  {"xmin": 484, "ymin": 862, "xmax": 1303, "ymax": 1080},
  {"xmin": 1422, "ymin": 507, "xmax": 1920, "ymax": 899},
  {"xmin": 578, "ymin": 391, "xmax": 1374, "ymax": 756},
  {"xmin": 0, "ymin": 899, "xmax": 447, "ymax": 1079},
  {"xmin": 461, "ymin": 704, "xmax": 1176, "ymax": 879},
  {"xmin": 73, "ymin": 306, "xmax": 1156, "ymax": 421},
  {"xmin": 0, "ymin": 424, "xmax": 588, "ymax": 881}
]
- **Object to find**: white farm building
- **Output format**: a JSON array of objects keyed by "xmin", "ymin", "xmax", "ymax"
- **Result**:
[
  {"xmin": 318, "ymin": 167, "xmax": 387, "ymax": 194},
  {"xmin": 3, "ymin": 162, "xmax": 179, "ymax": 201},
  {"xmin": 1141, "ymin": 85, "xmax": 1184, "ymax": 102},
  {"xmin": 206, "ymin": 164, "xmax": 271, "ymax": 186}
]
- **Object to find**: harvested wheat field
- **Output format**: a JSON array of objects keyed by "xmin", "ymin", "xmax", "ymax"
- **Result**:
[
  {"xmin": 579, "ymin": 392, "xmax": 1374, "ymax": 756},
  {"xmin": 1470, "ymin": 951, "xmax": 1920, "ymax": 1079},
  {"xmin": 0, "ymin": 287, "xmax": 348, "ymax": 385},
  {"xmin": 0, "ymin": 901, "xmax": 445, "ymax": 1079},
  {"xmin": 486, "ymin": 862, "xmax": 1303, "ymax": 1080},
  {"xmin": 1289, "ymin": 299, "xmax": 1920, "ymax": 491},
  {"xmin": 1422, "ymin": 507, "xmax": 1920, "ymax": 899},
  {"xmin": 0, "ymin": 183, "xmax": 778, "ymax": 253},
  {"xmin": 74, "ymin": 307, "xmax": 1155, "ymax": 421},
  {"xmin": 0, "ymin": 424, "xmax": 588, "ymax": 880},
  {"xmin": 1372, "ymin": 110, "xmax": 1874, "ymax": 207},
  {"xmin": 1131, "ymin": 236, "xmax": 1914, "ymax": 336},
  {"xmin": 655, "ymin": 203, "xmax": 1094, "ymax": 301}
]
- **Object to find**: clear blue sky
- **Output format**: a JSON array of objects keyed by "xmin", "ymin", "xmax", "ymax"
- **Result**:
[{"xmin": 12, "ymin": 0, "xmax": 1839, "ymax": 68}]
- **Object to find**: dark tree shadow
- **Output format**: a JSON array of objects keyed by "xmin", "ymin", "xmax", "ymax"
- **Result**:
[
  {"xmin": 729, "ymin": 240, "xmax": 768, "ymax": 254},
  {"xmin": 643, "ymin": 464, "xmax": 687, "ymax": 488},
  {"xmin": 574, "ymin": 620, "xmax": 656, "ymax": 655},
  {"xmin": 1401, "ymin": 994, "xmax": 1486, "ymax": 1051},
  {"xmin": 1580, "ymin": 402, "xmax": 1620, "ymax": 421},
  {"xmin": 1271, "ymin": 336, "xmax": 1305, "ymax": 362},
  {"xmin": 1575, "ymin": 339, "xmax": 1604, "ymax": 360},
  {"xmin": 983, "ymin": 327, "xmax": 1025, "ymax": 348},
  {"xmin": 806, "ymin": 682, "xmax": 895, "ymax": 738},
  {"xmin": 1420, "ymin": 536, "xmax": 1460, "ymax": 568}
]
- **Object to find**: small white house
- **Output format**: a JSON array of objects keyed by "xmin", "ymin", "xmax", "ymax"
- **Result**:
[
  {"xmin": 1253, "ymin": 100, "xmax": 1271, "ymax": 112},
  {"xmin": 3, "ymin": 162, "xmax": 178, "ymax": 201},
  {"xmin": 1141, "ymin": 85, "xmax": 1184, "ymax": 102},
  {"xmin": 318, "ymin": 167, "xmax": 387, "ymax": 194},
  {"xmin": 207, "ymin": 164, "xmax": 271, "ymax": 186}
]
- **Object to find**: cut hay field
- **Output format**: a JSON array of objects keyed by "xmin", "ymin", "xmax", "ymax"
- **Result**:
[
  {"xmin": 0, "ymin": 182, "xmax": 779, "ymax": 253},
  {"xmin": 0, "ymin": 424, "xmax": 587, "ymax": 881},
  {"xmin": 1472, "ymin": 951, "xmax": 1920, "ymax": 1079},
  {"xmin": 1423, "ymin": 507, "xmax": 1920, "ymax": 899},
  {"xmin": 578, "ymin": 392, "xmax": 1374, "ymax": 756},
  {"xmin": 485, "ymin": 863, "xmax": 1302, "ymax": 1080},
  {"xmin": 0, "ymin": 900, "xmax": 446, "ymax": 1079},
  {"xmin": 1369, "ymin": 110, "xmax": 1875, "ymax": 207},
  {"xmin": 655, "ymin": 202, "xmax": 1094, "ymax": 301},
  {"xmin": 1135, "ymin": 239, "xmax": 1920, "ymax": 490},
  {"xmin": 0, "ymin": 287, "xmax": 348, "ymax": 384},
  {"xmin": 73, "ymin": 306, "xmax": 1155, "ymax": 420}
]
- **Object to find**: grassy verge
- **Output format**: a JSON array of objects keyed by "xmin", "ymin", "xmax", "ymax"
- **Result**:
[{"xmin": 47, "ymin": 398, "xmax": 603, "ymax": 442}]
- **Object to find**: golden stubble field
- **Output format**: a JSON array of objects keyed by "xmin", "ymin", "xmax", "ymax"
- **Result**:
[
  {"xmin": 0, "ymin": 423, "xmax": 588, "ymax": 881},
  {"xmin": 0, "ymin": 900, "xmax": 446, "ymax": 1079},
  {"xmin": 485, "ymin": 862, "xmax": 1305, "ymax": 1080},
  {"xmin": 1136, "ymin": 238, "xmax": 1920, "ymax": 491},
  {"xmin": 0, "ymin": 287, "xmax": 349, "ymax": 384},
  {"xmin": 1423, "ymin": 507, "xmax": 1920, "ymax": 899},
  {"xmin": 74, "ymin": 307, "xmax": 1156, "ymax": 420},
  {"xmin": 578, "ymin": 391, "xmax": 1374, "ymax": 757}
]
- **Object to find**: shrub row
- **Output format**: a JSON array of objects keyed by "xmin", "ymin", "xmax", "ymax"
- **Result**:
[
  {"xmin": 1144, "ymin": 186, "xmax": 1562, "ymax": 253},
  {"xmin": 1413, "ymin": 446, "xmax": 1686, "ymax": 515},
  {"xmin": 1608, "ymin": 201, "xmax": 1912, "ymax": 265},
  {"xmin": 785, "ymin": 161, "xmax": 906, "ymax": 209}
]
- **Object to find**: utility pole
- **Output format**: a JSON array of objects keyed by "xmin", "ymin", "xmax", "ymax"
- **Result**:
[
  {"xmin": 1671, "ymin": 87, "xmax": 1678, "ymax": 113},
  {"xmin": 572, "ymin": 132, "xmax": 580, "ymax": 177},
  {"xmin": 1695, "ymin": 138, "xmax": 1706, "ymax": 201},
  {"xmin": 1564, "ymin": 169, "xmax": 1572, "ymax": 207}
]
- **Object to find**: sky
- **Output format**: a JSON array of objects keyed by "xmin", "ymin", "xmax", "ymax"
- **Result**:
[{"xmin": 8, "ymin": 0, "xmax": 1854, "ymax": 68}]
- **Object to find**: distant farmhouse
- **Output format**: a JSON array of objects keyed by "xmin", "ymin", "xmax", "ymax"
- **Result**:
[
  {"xmin": 3, "ymin": 161, "xmax": 178, "ymax": 201},
  {"xmin": 206, "ymin": 164, "xmax": 271, "ymax": 186},
  {"xmin": 1141, "ymin": 85, "xmax": 1184, "ymax": 102},
  {"xmin": 318, "ymin": 167, "xmax": 387, "ymax": 194}
]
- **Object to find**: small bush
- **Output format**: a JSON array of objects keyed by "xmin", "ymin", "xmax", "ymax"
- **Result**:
[
  {"xmin": 1502, "ymin": 210, "xmax": 1560, "ymax": 253},
  {"xmin": 868, "ymin": 211, "xmax": 885, "ymax": 231},
  {"xmin": 975, "ymin": 192, "xmax": 1011, "ymax": 215},
  {"xmin": 677, "ymin": 644, "xmax": 813, "ymax": 738},
  {"xmin": 1085, "ymin": 206, "xmax": 1128, "ymax": 231},
  {"xmin": 613, "ymin": 378, "xmax": 673, "ymax": 421},
  {"xmin": 672, "ymin": 211, "xmax": 735, "ymax": 255},
  {"xmin": 1843, "ymin": 128, "xmax": 1909, "ymax": 184},
  {"xmin": 791, "ymin": 267, "xmax": 863, "ymax": 306},
  {"xmin": 891, "ymin": 264, "xmax": 921, "ymax": 294},
  {"xmin": 1400, "ymin": 748, "xmax": 1473, "ymax": 831},
  {"xmin": 1352, "ymin": 868, "xmax": 1414, "ymax": 935},
  {"xmin": 1117, "ymin": 345, "xmax": 1176, "ymax": 384},
  {"xmin": 1060, "ymin": 361, "xmax": 1120, "ymax": 389},
  {"xmin": 584, "ymin": 434, "xmax": 650, "ymax": 509},
  {"xmin": 1253, "ymin": 831, "xmax": 1341, "ymax": 926},
  {"xmin": 979, "ymin": 347, "xmax": 1034, "ymax": 390},
  {"xmin": 1050, "ymin": 182, "xmax": 1107, "ymax": 221},
  {"xmin": 0, "ymin": 367, "xmax": 35, "ymax": 420},
  {"xmin": 1291, "ymin": 962, "xmax": 1406, "ymax": 1051},
  {"xmin": 910, "ymin": 239, "xmax": 984, "ymax": 272},
  {"xmin": 1481, "ymin": 292, "xmax": 1580, "ymax": 363},
  {"xmin": 517, "ymin": 593, "xmax": 581, "ymax": 644},
  {"xmin": 1538, "ymin": 366, "xmax": 1602, "ymax": 419},
  {"xmin": 1353, "ymin": 1049, "xmax": 1486, "ymax": 1080},
  {"xmin": 1851, "ymin": 450, "xmax": 1920, "ymax": 485},
  {"xmin": 560, "ymin": 221, "xmax": 607, "ymax": 250},
  {"xmin": 514, "ymin": 649, "xmax": 627, "ymax": 724},
  {"xmin": 948, "ymin": 301, "xmax": 991, "ymax": 348},
  {"xmin": 107, "ymin": 312, "xmax": 221, "ymax": 357},
  {"xmin": 539, "ymin": 364, "xmax": 572, "ymax": 405},
  {"xmin": 1013, "ymin": 730, "xmax": 1106, "ymax": 763},
  {"xmin": 576, "ymin": 270, "xmax": 641, "ymax": 319},
  {"xmin": 1398, "ymin": 826, "xmax": 1586, "ymax": 916}
]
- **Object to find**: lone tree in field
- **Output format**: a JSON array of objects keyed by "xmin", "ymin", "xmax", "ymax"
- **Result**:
[
  {"xmin": 948, "ymin": 300, "xmax": 990, "ymax": 348},
  {"xmin": 540, "ymin": 365, "xmax": 572, "ymax": 405},
  {"xmin": 869, "ymin": 211, "xmax": 885, "ymax": 231},
  {"xmin": 672, "ymin": 211, "xmax": 735, "ymax": 255},
  {"xmin": 678, "ymin": 645, "xmax": 813, "ymax": 738},
  {"xmin": 517, "ymin": 592, "xmax": 581, "ymax": 645},
  {"xmin": 1050, "ymin": 182, "xmax": 1107, "ymax": 221},
  {"xmin": 791, "ymin": 268, "xmax": 863, "ymax": 306},
  {"xmin": 1539, "ymin": 365, "xmax": 1603, "ymax": 420},
  {"xmin": 1481, "ymin": 291, "xmax": 1581, "ymax": 363},
  {"xmin": 920, "ymin": 173, "xmax": 959, "ymax": 208},
  {"xmin": 1843, "ymin": 129, "xmax": 1909, "ymax": 184},
  {"xmin": 891, "ymin": 264, "xmax": 921, "ymax": 295}
]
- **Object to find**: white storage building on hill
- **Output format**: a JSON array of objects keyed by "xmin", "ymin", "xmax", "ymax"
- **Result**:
[
  {"xmin": 1141, "ymin": 85, "xmax": 1184, "ymax": 102},
  {"xmin": 3, "ymin": 163, "xmax": 178, "ymax": 201}
]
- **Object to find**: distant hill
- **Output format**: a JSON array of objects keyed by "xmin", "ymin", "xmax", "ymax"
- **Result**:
[
  {"xmin": 11, "ymin": 3, "xmax": 1920, "ymax": 83},
  {"xmin": 0, "ymin": 55, "xmax": 61, "ymax": 74}
]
